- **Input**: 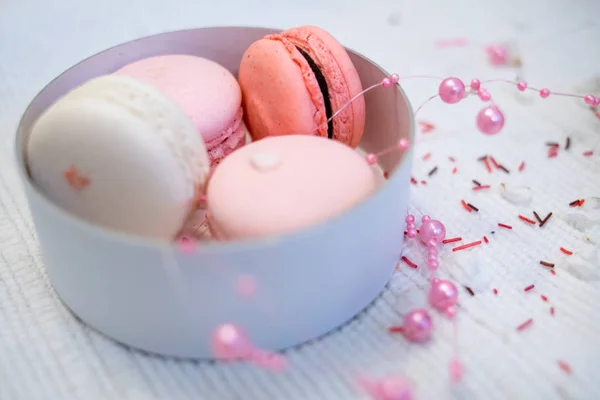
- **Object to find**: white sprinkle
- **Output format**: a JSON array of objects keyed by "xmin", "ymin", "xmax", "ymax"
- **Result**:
[{"xmin": 249, "ymin": 152, "xmax": 281, "ymax": 172}]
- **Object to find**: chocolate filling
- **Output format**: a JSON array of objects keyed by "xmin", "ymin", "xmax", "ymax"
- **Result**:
[{"xmin": 296, "ymin": 47, "xmax": 333, "ymax": 139}]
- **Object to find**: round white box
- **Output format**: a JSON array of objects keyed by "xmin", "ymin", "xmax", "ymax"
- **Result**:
[{"xmin": 15, "ymin": 27, "xmax": 414, "ymax": 358}]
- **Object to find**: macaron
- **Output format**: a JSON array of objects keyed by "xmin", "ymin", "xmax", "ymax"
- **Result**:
[
  {"xmin": 27, "ymin": 75, "xmax": 210, "ymax": 240},
  {"xmin": 116, "ymin": 55, "xmax": 247, "ymax": 166},
  {"xmin": 239, "ymin": 25, "xmax": 365, "ymax": 148},
  {"xmin": 206, "ymin": 135, "xmax": 377, "ymax": 240}
]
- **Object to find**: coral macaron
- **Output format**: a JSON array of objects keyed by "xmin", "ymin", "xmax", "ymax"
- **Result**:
[
  {"xmin": 239, "ymin": 25, "xmax": 365, "ymax": 148},
  {"xmin": 206, "ymin": 135, "xmax": 377, "ymax": 240},
  {"xmin": 116, "ymin": 55, "xmax": 247, "ymax": 166}
]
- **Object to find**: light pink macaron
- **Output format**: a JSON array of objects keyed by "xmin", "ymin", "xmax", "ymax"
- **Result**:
[
  {"xmin": 206, "ymin": 135, "xmax": 377, "ymax": 240},
  {"xmin": 116, "ymin": 55, "xmax": 246, "ymax": 166}
]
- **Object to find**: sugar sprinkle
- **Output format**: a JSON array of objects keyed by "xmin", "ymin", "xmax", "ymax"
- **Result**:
[
  {"xmin": 540, "ymin": 261, "xmax": 555, "ymax": 268},
  {"xmin": 452, "ymin": 240, "xmax": 482, "ymax": 252},
  {"xmin": 401, "ymin": 256, "xmax": 418, "ymax": 269}
]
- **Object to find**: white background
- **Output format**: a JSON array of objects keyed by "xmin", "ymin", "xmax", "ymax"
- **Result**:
[{"xmin": 1, "ymin": 0, "xmax": 600, "ymax": 399}]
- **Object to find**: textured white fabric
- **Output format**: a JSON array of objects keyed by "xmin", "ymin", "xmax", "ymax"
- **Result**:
[{"xmin": 1, "ymin": 0, "xmax": 600, "ymax": 399}]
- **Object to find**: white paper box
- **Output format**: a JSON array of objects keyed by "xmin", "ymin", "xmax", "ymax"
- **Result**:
[{"xmin": 15, "ymin": 27, "xmax": 414, "ymax": 358}]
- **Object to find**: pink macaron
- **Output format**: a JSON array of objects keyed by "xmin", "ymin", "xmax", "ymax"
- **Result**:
[
  {"xmin": 239, "ymin": 26, "xmax": 365, "ymax": 148},
  {"xmin": 206, "ymin": 135, "xmax": 377, "ymax": 240},
  {"xmin": 116, "ymin": 55, "xmax": 246, "ymax": 166}
]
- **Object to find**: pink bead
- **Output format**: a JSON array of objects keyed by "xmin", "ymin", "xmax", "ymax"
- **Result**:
[
  {"xmin": 397, "ymin": 138, "xmax": 410, "ymax": 150},
  {"xmin": 427, "ymin": 248, "xmax": 437, "ymax": 257},
  {"xmin": 366, "ymin": 153, "xmax": 378, "ymax": 165},
  {"xmin": 402, "ymin": 309, "xmax": 432, "ymax": 343},
  {"xmin": 517, "ymin": 81, "xmax": 528, "ymax": 91},
  {"xmin": 485, "ymin": 45, "xmax": 509, "ymax": 65},
  {"xmin": 419, "ymin": 219, "xmax": 446, "ymax": 245},
  {"xmin": 421, "ymin": 215, "xmax": 431, "ymax": 223},
  {"xmin": 477, "ymin": 89, "xmax": 491, "ymax": 102},
  {"xmin": 427, "ymin": 254, "xmax": 437, "ymax": 263},
  {"xmin": 407, "ymin": 229, "xmax": 417, "ymax": 238},
  {"xmin": 449, "ymin": 358, "xmax": 463, "ymax": 383},
  {"xmin": 405, "ymin": 215, "xmax": 415, "ymax": 223},
  {"xmin": 250, "ymin": 350, "xmax": 287, "ymax": 372},
  {"xmin": 470, "ymin": 79, "xmax": 481, "ymax": 90},
  {"xmin": 211, "ymin": 324, "xmax": 254, "ymax": 360},
  {"xmin": 427, "ymin": 238, "xmax": 438, "ymax": 248},
  {"xmin": 584, "ymin": 94, "xmax": 596, "ymax": 105},
  {"xmin": 382, "ymin": 78, "xmax": 392, "ymax": 88},
  {"xmin": 359, "ymin": 376, "xmax": 412, "ymax": 400},
  {"xmin": 540, "ymin": 88, "xmax": 550, "ymax": 98},
  {"xmin": 390, "ymin": 73, "xmax": 400, "ymax": 84},
  {"xmin": 428, "ymin": 260, "xmax": 438, "ymax": 270},
  {"xmin": 476, "ymin": 105, "xmax": 505, "ymax": 135},
  {"xmin": 594, "ymin": 97, "xmax": 600, "ymax": 107},
  {"xmin": 177, "ymin": 236, "xmax": 196, "ymax": 254},
  {"xmin": 444, "ymin": 306, "xmax": 457, "ymax": 319},
  {"xmin": 438, "ymin": 77, "xmax": 466, "ymax": 104},
  {"xmin": 428, "ymin": 279, "xmax": 459, "ymax": 311}
]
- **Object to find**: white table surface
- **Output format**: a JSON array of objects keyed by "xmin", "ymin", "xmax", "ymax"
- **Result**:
[{"xmin": 1, "ymin": 0, "xmax": 600, "ymax": 399}]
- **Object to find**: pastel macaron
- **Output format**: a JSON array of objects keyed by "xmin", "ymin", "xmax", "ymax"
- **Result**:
[
  {"xmin": 27, "ymin": 75, "xmax": 210, "ymax": 240},
  {"xmin": 239, "ymin": 25, "xmax": 365, "ymax": 148},
  {"xmin": 206, "ymin": 135, "xmax": 377, "ymax": 240},
  {"xmin": 116, "ymin": 55, "xmax": 247, "ymax": 166}
]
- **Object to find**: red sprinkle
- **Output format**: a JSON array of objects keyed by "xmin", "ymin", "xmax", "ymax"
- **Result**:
[
  {"xmin": 560, "ymin": 247, "xmax": 573, "ymax": 255},
  {"xmin": 493, "ymin": 288, "xmax": 498, "ymax": 295},
  {"xmin": 383, "ymin": 171, "xmax": 389, "ymax": 180},
  {"xmin": 518, "ymin": 161, "xmax": 525, "ymax": 172},
  {"xmin": 401, "ymin": 256, "xmax": 418, "ymax": 269},
  {"xmin": 442, "ymin": 237, "xmax": 462, "ymax": 244},
  {"xmin": 550, "ymin": 307, "xmax": 555, "ymax": 316},
  {"xmin": 524, "ymin": 284, "xmax": 535, "ymax": 292},
  {"xmin": 483, "ymin": 157, "xmax": 492, "ymax": 173},
  {"xmin": 550, "ymin": 270, "xmax": 556, "ymax": 276},
  {"xmin": 489, "ymin": 156, "xmax": 500, "ymax": 169},
  {"xmin": 452, "ymin": 167, "xmax": 458, "ymax": 174},
  {"xmin": 448, "ymin": 156, "xmax": 456, "ymax": 162},
  {"xmin": 410, "ymin": 176, "xmax": 418, "ymax": 185},
  {"xmin": 472, "ymin": 185, "xmax": 491, "ymax": 191},
  {"xmin": 420, "ymin": 180, "xmax": 427, "ymax": 185},
  {"xmin": 388, "ymin": 326, "xmax": 404, "ymax": 333},
  {"xmin": 498, "ymin": 223, "xmax": 513, "ymax": 229},
  {"xmin": 583, "ymin": 150, "xmax": 594, "ymax": 157},
  {"xmin": 483, "ymin": 236, "xmax": 489, "ymax": 243},
  {"xmin": 557, "ymin": 360, "xmax": 572, "ymax": 375},
  {"xmin": 516, "ymin": 318, "xmax": 533, "ymax": 332},
  {"xmin": 518, "ymin": 215, "xmax": 537, "ymax": 225},
  {"xmin": 422, "ymin": 152, "xmax": 432, "ymax": 160},
  {"xmin": 541, "ymin": 295, "xmax": 548, "ymax": 302},
  {"xmin": 452, "ymin": 240, "xmax": 482, "ymax": 252},
  {"xmin": 418, "ymin": 121, "xmax": 436, "ymax": 133},
  {"xmin": 548, "ymin": 146, "xmax": 558, "ymax": 158},
  {"xmin": 461, "ymin": 200, "xmax": 472, "ymax": 213}
]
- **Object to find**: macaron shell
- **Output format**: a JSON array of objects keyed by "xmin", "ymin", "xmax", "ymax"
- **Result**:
[
  {"xmin": 27, "ymin": 75, "xmax": 209, "ymax": 239},
  {"xmin": 239, "ymin": 37, "xmax": 328, "ymax": 140},
  {"xmin": 281, "ymin": 26, "xmax": 366, "ymax": 148},
  {"xmin": 115, "ymin": 55, "xmax": 242, "ymax": 149},
  {"xmin": 207, "ymin": 135, "xmax": 377, "ymax": 240}
]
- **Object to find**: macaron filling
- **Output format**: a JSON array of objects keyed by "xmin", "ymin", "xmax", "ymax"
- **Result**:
[{"xmin": 295, "ymin": 47, "xmax": 333, "ymax": 139}]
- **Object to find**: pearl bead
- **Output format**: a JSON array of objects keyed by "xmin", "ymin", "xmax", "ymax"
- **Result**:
[
  {"xmin": 427, "ymin": 254, "xmax": 437, "ymax": 263},
  {"xmin": 390, "ymin": 73, "xmax": 400, "ymax": 84},
  {"xmin": 594, "ymin": 97, "xmax": 600, "ymax": 107},
  {"xmin": 470, "ymin": 79, "xmax": 481, "ymax": 90},
  {"xmin": 421, "ymin": 215, "xmax": 431, "ymax": 223},
  {"xmin": 540, "ymin": 88, "xmax": 550, "ymax": 98},
  {"xmin": 517, "ymin": 81, "xmax": 528, "ymax": 91},
  {"xmin": 382, "ymin": 78, "xmax": 392, "ymax": 88},
  {"xmin": 449, "ymin": 358, "xmax": 463, "ymax": 383},
  {"xmin": 397, "ymin": 138, "xmax": 410, "ymax": 150},
  {"xmin": 438, "ymin": 77, "xmax": 466, "ymax": 104},
  {"xmin": 407, "ymin": 229, "xmax": 417, "ymax": 238},
  {"xmin": 405, "ymin": 215, "xmax": 415, "ymax": 223},
  {"xmin": 476, "ymin": 105, "xmax": 505, "ymax": 135},
  {"xmin": 477, "ymin": 89, "xmax": 491, "ymax": 102},
  {"xmin": 366, "ymin": 153, "xmax": 378, "ymax": 165},
  {"xmin": 427, "ymin": 238, "xmax": 438, "ymax": 248},
  {"xmin": 211, "ymin": 324, "xmax": 253, "ymax": 360},
  {"xmin": 419, "ymin": 219, "xmax": 446, "ymax": 245},
  {"xmin": 584, "ymin": 94, "xmax": 598, "ymax": 106},
  {"xmin": 428, "ymin": 279, "xmax": 459, "ymax": 311},
  {"xmin": 428, "ymin": 260, "xmax": 439, "ymax": 270},
  {"xmin": 402, "ymin": 309, "xmax": 432, "ymax": 343},
  {"xmin": 379, "ymin": 376, "xmax": 413, "ymax": 400}
]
